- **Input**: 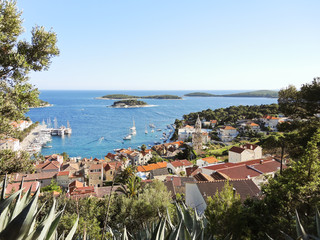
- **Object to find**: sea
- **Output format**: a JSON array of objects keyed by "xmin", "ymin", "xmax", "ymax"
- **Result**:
[{"xmin": 27, "ymin": 90, "xmax": 277, "ymax": 158}]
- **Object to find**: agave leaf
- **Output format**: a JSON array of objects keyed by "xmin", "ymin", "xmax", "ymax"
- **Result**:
[
  {"xmin": 316, "ymin": 208, "xmax": 320, "ymax": 238},
  {"xmin": 181, "ymin": 203, "xmax": 194, "ymax": 234},
  {"xmin": 1, "ymin": 174, "xmax": 7, "ymax": 201},
  {"xmin": 28, "ymin": 201, "xmax": 47, "ymax": 236},
  {"xmin": 151, "ymin": 218, "xmax": 166, "ymax": 240},
  {"xmin": 26, "ymin": 199, "xmax": 57, "ymax": 240},
  {"xmin": 279, "ymin": 230, "xmax": 295, "ymax": 240},
  {"xmin": 175, "ymin": 203, "xmax": 183, "ymax": 222},
  {"xmin": 65, "ymin": 216, "xmax": 79, "ymax": 240},
  {"xmin": 295, "ymin": 210, "xmax": 308, "ymax": 240},
  {"xmin": 0, "ymin": 189, "xmax": 23, "ymax": 214},
  {"xmin": 223, "ymin": 233, "xmax": 232, "ymax": 240},
  {"xmin": 168, "ymin": 220, "xmax": 183, "ymax": 240},
  {"xmin": 0, "ymin": 186, "xmax": 39, "ymax": 240},
  {"xmin": 0, "ymin": 206, "xmax": 10, "ymax": 232},
  {"xmin": 45, "ymin": 210, "xmax": 64, "ymax": 240},
  {"xmin": 121, "ymin": 227, "xmax": 129, "ymax": 240},
  {"xmin": 166, "ymin": 207, "xmax": 174, "ymax": 230}
]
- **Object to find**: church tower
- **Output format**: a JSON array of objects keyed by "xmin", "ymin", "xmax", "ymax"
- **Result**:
[{"xmin": 192, "ymin": 115, "xmax": 203, "ymax": 155}]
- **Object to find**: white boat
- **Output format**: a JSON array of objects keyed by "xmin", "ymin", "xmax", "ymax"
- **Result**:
[
  {"xmin": 157, "ymin": 129, "xmax": 162, "ymax": 132},
  {"xmin": 123, "ymin": 134, "xmax": 132, "ymax": 140},
  {"xmin": 130, "ymin": 118, "xmax": 136, "ymax": 135},
  {"xmin": 149, "ymin": 123, "xmax": 155, "ymax": 128},
  {"xmin": 145, "ymin": 125, "xmax": 148, "ymax": 134},
  {"xmin": 151, "ymin": 129, "xmax": 154, "ymax": 133}
]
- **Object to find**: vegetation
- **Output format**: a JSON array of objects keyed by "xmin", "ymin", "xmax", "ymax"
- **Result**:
[
  {"xmin": 0, "ymin": 0, "xmax": 59, "ymax": 138},
  {"xmin": 183, "ymin": 104, "xmax": 279, "ymax": 125},
  {"xmin": 110, "ymin": 99, "xmax": 148, "ymax": 107},
  {"xmin": 101, "ymin": 94, "xmax": 182, "ymax": 99},
  {"xmin": 13, "ymin": 121, "xmax": 39, "ymax": 142},
  {"xmin": 0, "ymin": 150, "xmax": 34, "ymax": 174},
  {"xmin": 0, "ymin": 176, "xmax": 78, "ymax": 240},
  {"xmin": 184, "ymin": 90, "xmax": 278, "ymax": 98}
]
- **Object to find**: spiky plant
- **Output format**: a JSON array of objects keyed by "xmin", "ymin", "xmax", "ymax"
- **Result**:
[
  {"xmin": 267, "ymin": 209, "xmax": 320, "ymax": 240},
  {"xmin": 0, "ymin": 175, "xmax": 78, "ymax": 240},
  {"xmin": 106, "ymin": 202, "xmax": 231, "ymax": 240}
]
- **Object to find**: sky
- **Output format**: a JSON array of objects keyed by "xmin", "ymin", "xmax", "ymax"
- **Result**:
[{"xmin": 17, "ymin": 0, "xmax": 320, "ymax": 90}]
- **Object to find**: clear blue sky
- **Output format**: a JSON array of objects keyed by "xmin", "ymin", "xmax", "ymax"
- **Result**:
[{"xmin": 18, "ymin": 0, "xmax": 320, "ymax": 90}]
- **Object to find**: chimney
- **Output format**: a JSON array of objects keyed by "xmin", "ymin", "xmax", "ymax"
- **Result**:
[
  {"xmin": 250, "ymin": 145, "xmax": 253, "ymax": 150},
  {"xmin": 260, "ymin": 160, "xmax": 263, "ymax": 164},
  {"xmin": 233, "ymin": 187, "xmax": 236, "ymax": 196},
  {"xmin": 247, "ymin": 175, "xmax": 251, "ymax": 179}
]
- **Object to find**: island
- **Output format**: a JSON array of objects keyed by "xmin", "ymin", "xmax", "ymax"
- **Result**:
[
  {"xmin": 99, "ymin": 94, "xmax": 182, "ymax": 100},
  {"xmin": 109, "ymin": 99, "xmax": 149, "ymax": 108},
  {"xmin": 30, "ymin": 99, "xmax": 53, "ymax": 108},
  {"xmin": 184, "ymin": 90, "xmax": 278, "ymax": 98}
]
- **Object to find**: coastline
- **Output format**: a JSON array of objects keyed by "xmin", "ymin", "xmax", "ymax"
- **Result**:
[
  {"xmin": 95, "ymin": 97, "xmax": 183, "ymax": 100},
  {"xmin": 30, "ymin": 104, "xmax": 53, "ymax": 109}
]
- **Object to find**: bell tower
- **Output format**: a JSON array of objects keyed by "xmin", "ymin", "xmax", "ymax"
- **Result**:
[{"xmin": 192, "ymin": 115, "xmax": 202, "ymax": 155}]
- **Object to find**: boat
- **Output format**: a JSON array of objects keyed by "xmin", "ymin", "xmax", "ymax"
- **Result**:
[
  {"xmin": 151, "ymin": 129, "xmax": 154, "ymax": 133},
  {"xmin": 145, "ymin": 125, "xmax": 148, "ymax": 134},
  {"xmin": 123, "ymin": 134, "xmax": 132, "ymax": 140},
  {"xmin": 43, "ymin": 145, "xmax": 52, "ymax": 148},
  {"xmin": 130, "ymin": 118, "xmax": 137, "ymax": 135},
  {"xmin": 157, "ymin": 129, "xmax": 162, "ymax": 131},
  {"xmin": 149, "ymin": 123, "xmax": 155, "ymax": 128}
]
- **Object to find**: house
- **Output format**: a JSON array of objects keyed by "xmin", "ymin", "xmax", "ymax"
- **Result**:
[
  {"xmin": 10, "ymin": 120, "xmax": 32, "ymax": 131},
  {"xmin": 228, "ymin": 144, "xmax": 262, "ymax": 163},
  {"xmin": 56, "ymin": 171, "xmax": 70, "ymax": 188},
  {"xmin": 104, "ymin": 161, "xmax": 122, "ymax": 181},
  {"xmin": 238, "ymin": 121, "xmax": 260, "ymax": 132},
  {"xmin": 88, "ymin": 164, "xmax": 104, "ymax": 187},
  {"xmin": 260, "ymin": 115, "xmax": 279, "ymax": 131},
  {"xmin": 202, "ymin": 157, "xmax": 285, "ymax": 187},
  {"xmin": 35, "ymin": 160, "xmax": 61, "ymax": 173},
  {"xmin": 167, "ymin": 160, "xmax": 193, "ymax": 174},
  {"xmin": 12, "ymin": 172, "xmax": 57, "ymax": 187},
  {"xmin": 152, "ymin": 141, "xmax": 183, "ymax": 157},
  {"xmin": 196, "ymin": 156, "xmax": 219, "ymax": 167},
  {"xmin": 137, "ymin": 161, "xmax": 168, "ymax": 179},
  {"xmin": 0, "ymin": 138, "xmax": 20, "ymax": 151},
  {"xmin": 210, "ymin": 120, "xmax": 218, "ymax": 128},
  {"xmin": 178, "ymin": 125, "xmax": 195, "ymax": 141},
  {"xmin": 218, "ymin": 126, "xmax": 239, "ymax": 142},
  {"xmin": 185, "ymin": 179, "xmax": 260, "ymax": 214},
  {"xmin": 165, "ymin": 176, "xmax": 196, "ymax": 196},
  {"xmin": 44, "ymin": 154, "xmax": 64, "ymax": 165}
]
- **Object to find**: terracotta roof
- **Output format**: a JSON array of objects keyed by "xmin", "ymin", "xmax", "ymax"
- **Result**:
[
  {"xmin": 204, "ymin": 158, "xmax": 273, "ymax": 171},
  {"xmin": 14, "ymin": 172, "xmax": 56, "ymax": 182},
  {"xmin": 221, "ymin": 126, "xmax": 236, "ymax": 130},
  {"xmin": 193, "ymin": 172, "xmax": 215, "ymax": 182},
  {"xmin": 57, "ymin": 171, "xmax": 69, "ymax": 176},
  {"xmin": 210, "ymin": 120, "xmax": 217, "ymax": 124},
  {"xmin": 186, "ymin": 166, "xmax": 200, "ymax": 177},
  {"xmin": 194, "ymin": 179, "xmax": 260, "ymax": 201},
  {"xmin": 248, "ymin": 122, "xmax": 259, "ymax": 127},
  {"xmin": 5, "ymin": 181, "xmax": 39, "ymax": 194},
  {"xmin": 165, "ymin": 176, "xmax": 195, "ymax": 187},
  {"xmin": 42, "ymin": 162, "xmax": 60, "ymax": 170},
  {"xmin": 201, "ymin": 156, "xmax": 219, "ymax": 164},
  {"xmin": 169, "ymin": 160, "xmax": 192, "ymax": 168},
  {"xmin": 89, "ymin": 164, "xmax": 103, "ymax": 170},
  {"xmin": 95, "ymin": 186, "xmax": 122, "ymax": 198},
  {"xmin": 137, "ymin": 161, "xmax": 167, "ymax": 172}
]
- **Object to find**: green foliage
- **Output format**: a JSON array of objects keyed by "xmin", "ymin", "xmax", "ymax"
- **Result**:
[
  {"xmin": 111, "ymin": 99, "xmax": 147, "ymax": 107},
  {"xmin": 278, "ymin": 78, "xmax": 320, "ymax": 118},
  {"xmin": 41, "ymin": 180, "xmax": 62, "ymax": 193},
  {"xmin": 205, "ymin": 181, "xmax": 242, "ymax": 238},
  {"xmin": 0, "ymin": 0, "xmax": 59, "ymax": 136},
  {"xmin": 0, "ymin": 149, "xmax": 34, "ymax": 174},
  {"xmin": 184, "ymin": 90, "xmax": 278, "ymax": 98},
  {"xmin": 183, "ymin": 104, "xmax": 279, "ymax": 125}
]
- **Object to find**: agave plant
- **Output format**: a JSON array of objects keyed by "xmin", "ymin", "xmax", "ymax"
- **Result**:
[
  {"xmin": 267, "ymin": 209, "xmax": 320, "ymax": 240},
  {"xmin": 106, "ymin": 202, "xmax": 231, "ymax": 240},
  {"xmin": 0, "ymin": 174, "xmax": 78, "ymax": 240}
]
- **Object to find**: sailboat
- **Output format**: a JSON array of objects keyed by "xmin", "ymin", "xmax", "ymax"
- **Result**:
[
  {"xmin": 130, "ymin": 118, "xmax": 137, "ymax": 135},
  {"xmin": 145, "ymin": 125, "xmax": 148, "ymax": 134},
  {"xmin": 123, "ymin": 134, "xmax": 132, "ymax": 140}
]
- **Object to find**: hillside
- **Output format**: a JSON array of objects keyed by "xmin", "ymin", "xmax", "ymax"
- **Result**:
[{"xmin": 184, "ymin": 90, "xmax": 278, "ymax": 98}]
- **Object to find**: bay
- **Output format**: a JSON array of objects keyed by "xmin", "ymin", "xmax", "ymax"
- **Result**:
[{"xmin": 27, "ymin": 90, "xmax": 277, "ymax": 158}]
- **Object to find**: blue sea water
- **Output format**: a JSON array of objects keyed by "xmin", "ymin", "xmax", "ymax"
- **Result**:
[{"xmin": 27, "ymin": 90, "xmax": 277, "ymax": 158}]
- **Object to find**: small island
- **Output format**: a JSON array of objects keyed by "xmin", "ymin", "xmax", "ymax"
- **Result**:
[
  {"xmin": 30, "ymin": 99, "xmax": 53, "ymax": 108},
  {"xmin": 99, "ymin": 94, "xmax": 182, "ymax": 100},
  {"xmin": 109, "ymin": 99, "xmax": 149, "ymax": 108},
  {"xmin": 184, "ymin": 90, "xmax": 278, "ymax": 98}
]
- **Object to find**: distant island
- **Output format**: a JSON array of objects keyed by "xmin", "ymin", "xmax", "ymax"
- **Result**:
[
  {"xmin": 99, "ymin": 94, "xmax": 182, "ymax": 100},
  {"xmin": 30, "ymin": 99, "xmax": 52, "ymax": 108},
  {"xmin": 184, "ymin": 90, "xmax": 278, "ymax": 98},
  {"xmin": 109, "ymin": 99, "xmax": 149, "ymax": 108}
]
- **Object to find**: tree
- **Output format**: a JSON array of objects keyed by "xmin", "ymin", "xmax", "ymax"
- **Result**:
[
  {"xmin": 41, "ymin": 180, "xmax": 62, "ymax": 193},
  {"xmin": 0, "ymin": 0, "xmax": 59, "ymax": 137},
  {"xmin": 0, "ymin": 149, "xmax": 34, "ymax": 174},
  {"xmin": 141, "ymin": 144, "xmax": 146, "ymax": 152},
  {"xmin": 117, "ymin": 175, "xmax": 141, "ymax": 198},
  {"xmin": 205, "ymin": 181, "xmax": 242, "ymax": 238},
  {"xmin": 278, "ymin": 78, "xmax": 320, "ymax": 118}
]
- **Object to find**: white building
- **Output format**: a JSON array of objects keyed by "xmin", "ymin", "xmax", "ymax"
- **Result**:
[
  {"xmin": 0, "ymin": 138, "xmax": 20, "ymax": 151},
  {"xmin": 167, "ymin": 160, "xmax": 193, "ymax": 174},
  {"xmin": 218, "ymin": 126, "xmax": 239, "ymax": 142},
  {"xmin": 228, "ymin": 144, "xmax": 262, "ymax": 163}
]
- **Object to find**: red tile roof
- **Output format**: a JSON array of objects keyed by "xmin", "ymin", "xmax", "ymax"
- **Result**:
[
  {"xmin": 6, "ymin": 181, "xmax": 39, "ymax": 194},
  {"xmin": 169, "ymin": 160, "xmax": 192, "ymax": 168},
  {"xmin": 229, "ymin": 146, "xmax": 246, "ymax": 154},
  {"xmin": 57, "ymin": 171, "xmax": 69, "ymax": 176},
  {"xmin": 221, "ymin": 126, "xmax": 236, "ymax": 130},
  {"xmin": 89, "ymin": 164, "xmax": 103, "ymax": 170},
  {"xmin": 201, "ymin": 156, "xmax": 219, "ymax": 164}
]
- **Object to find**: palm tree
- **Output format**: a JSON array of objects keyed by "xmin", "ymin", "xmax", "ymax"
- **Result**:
[{"xmin": 117, "ymin": 175, "xmax": 141, "ymax": 198}]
